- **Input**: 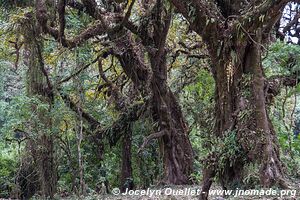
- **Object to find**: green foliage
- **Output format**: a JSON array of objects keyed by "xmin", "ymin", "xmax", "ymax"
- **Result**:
[
  {"xmin": 2, "ymin": 95, "xmax": 50, "ymax": 137},
  {"xmin": 212, "ymin": 131, "xmax": 244, "ymax": 177},
  {"xmin": 0, "ymin": 0, "xmax": 31, "ymax": 8},
  {"xmin": 131, "ymin": 119, "xmax": 162, "ymax": 188},
  {"xmin": 242, "ymin": 163, "xmax": 260, "ymax": 188},
  {"xmin": 177, "ymin": 69, "xmax": 215, "ymax": 183},
  {"xmin": 0, "ymin": 143, "xmax": 18, "ymax": 198},
  {"xmin": 264, "ymin": 40, "xmax": 300, "ymax": 77},
  {"xmin": 265, "ymin": 41, "xmax": 300, "ymax": 179}
]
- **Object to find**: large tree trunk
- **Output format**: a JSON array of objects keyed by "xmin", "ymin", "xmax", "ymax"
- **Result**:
[
  {"xmin": 149, "ymin": 52, "xmax": 194, "ymax": 184},
  {"xmin": 201, "ymin": 29, "xmax": 285, "ymax": 198},
  {"xmin": 114, "ymin": 32, "xmax": 194, "ymax": 184},
  {"xmin": 20, "ymin": 13, "xmax": 57, "ymax": 199},
  {"xmin": 34, "ymin": 0, "xmax": 194, "ymax": 185},
  {"xmin": 240, "ymin": 33, "xmax": 284, "ymax": 188},
  {"xmin": 167, "ymin": 2, "xmax": 289, "ymax": 196},
  {"xmin": 37, "ymin": 135, "xmax": 57, "ymax": 198}
]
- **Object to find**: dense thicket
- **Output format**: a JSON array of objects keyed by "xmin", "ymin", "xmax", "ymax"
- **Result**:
[{"xmin": 0, "ymin": 0, "xmax": 299, "ymax": 199}]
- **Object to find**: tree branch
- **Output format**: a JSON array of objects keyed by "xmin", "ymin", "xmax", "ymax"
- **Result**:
[
  {"xmin": 174, "ymin": 49, "xmax": 209, "ymax": 59},
  {"xmin": 138, "ymin": 130, "xmax": 166, "ymax": 153},
  {"xmin": 60, "ymin": 93, "xmax": 101, "ymax": 128},
  {"xmin": 58, "ymin": 49, "xmax": 112, "ymax": 84},
  {"xmin": 60, "ymin": 92, "xmax": 146, "ymax": 147},
  {"xmin": 57, "ymin": 57, "xmax": 99, "ymax": 84},
  {"xmin": 36, "ymin": 0, "xmax": 107, "ymax": 48},
  {"xmin": 169, "ymin": 0, "xmax": 224, "ymax": 44},
  {"xmin": 122, "ymin": 0, "xmax": 136, "ymax": 26},
  {"xmin": 239, "ymin": 0, "xmax": 290, "ymax": 31},
  {"xmin": 58, "ymin": 0, "xmax": 67, "ymax": 45}
]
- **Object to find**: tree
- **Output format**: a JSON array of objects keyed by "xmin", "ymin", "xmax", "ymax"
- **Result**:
[
  {"xmin": 123, "ymin": 0, "xmax": 194, "ymax": 184},
  {"xmin": 34, "ymin": 0, "xmax": 194, "ymax": 185},
  {"xmin": 1, "ymin": 0, "xmax": 300, "ymax": 199},
  {"xmin": 20, "ymin": 12, "xmax": 57, "ymax": 198},
  {"xmin": 168, "ymin": 0, "xmax": 299, "ymax": 198}
]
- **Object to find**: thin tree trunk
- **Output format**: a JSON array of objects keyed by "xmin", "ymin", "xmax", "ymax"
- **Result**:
[
  {"xmin": 77, "ymin": 113, "xmax": 85, "ymax": 195},
  {"xmin": 120, "ymin": 124, "xmax": 134, "ymax": 192},
  {"xmin": 74, "ymin": 54, "xmax": 86, "ymax": 196}
]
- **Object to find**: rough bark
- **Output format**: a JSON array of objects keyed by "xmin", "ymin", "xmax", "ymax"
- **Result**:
[
  {"xmin": 19, "ymin": 12, "xmax": 57, "ymax": 199},
  {"xmin": 36, "ymin": 0, "xmax": 193, "ymax": 185},
  {"xmin": 149, "ymin": 51, "xmax": 194, "ymax": 184},
  {"xmin": 17, "ymin": 140, "xmax": 40, "ymax": 199},
  {"xmin": 114, "ymin": 31, "xmax": 194, "ymax": 184},
  {"xmin": 169, "ymin": 0, "xmax": 290, "ymax": 197},
  {"xmin": 120, "ymin": 124, "xmax": 134, "ymax": 192},
  {"xmin": 214, "ymin": 36, "xmax": 285, "ymax": 186},
  {"xmin": 118, "ymin": 0, "xmax": 194, "ymax": 184},
  {"xmin": 198, "ymin": 34, "xmax": 287, "ymax": 198},
  {"xmin": 97, "ymin": 59, "xmax": 135, "ymax": 191}
]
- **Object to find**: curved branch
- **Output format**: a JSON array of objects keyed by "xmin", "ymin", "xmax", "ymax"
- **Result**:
[
  {"xmin": 137, "ymin": 130, "xmax": 166, "ymax": 153},
  {"xmin": 239, "ymin": 0, "xmax": 290, "ymax": 31},
  {"xmin": 169, "ymin": 0, "xmax": 224, "ymax": 45},
  {"xmin": 58, "ymin": 56, "xmax": 99, "ymax": 84},
  {"xmin": 60, "ymin": 93, "xmax": 101, "ymax": 128},
  {"xmin": 122, "ymin": 0, "xmax": 136, "ymax": 25},
  {"xmin": 36, "ymin": 0, "xmax": 107, "ymax": 48}
]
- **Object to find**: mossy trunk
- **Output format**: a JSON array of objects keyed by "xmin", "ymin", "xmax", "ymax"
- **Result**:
[
  {"xmin": 149, "ymin": 52, "xmax": 194, "ymax": 184},
  {"xmin": 19, "ymin": 13, "xmax": 57, "ymax": 199},
  {"xmin": 115, "ymin": 32, "xmax": 194, "ymax": 184},
  {"xmin": 201, "ymin": 29, "xmax": 285, "ymax": 199}
]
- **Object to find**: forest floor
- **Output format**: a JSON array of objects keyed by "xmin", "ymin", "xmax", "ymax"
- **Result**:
[{"xmin": 53, "ymin": 182, "xmax": 300, "ymax": 200}]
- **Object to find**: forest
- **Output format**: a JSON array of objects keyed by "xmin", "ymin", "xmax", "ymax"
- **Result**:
[{"xmin": 0, "ymin": 0, "xmax": 300, "ymax": 199}]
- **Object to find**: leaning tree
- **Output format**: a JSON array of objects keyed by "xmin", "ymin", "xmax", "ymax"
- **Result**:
[{"xmin": 169, "ymin": 0, "xmax": 300, "ymax": 198}]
